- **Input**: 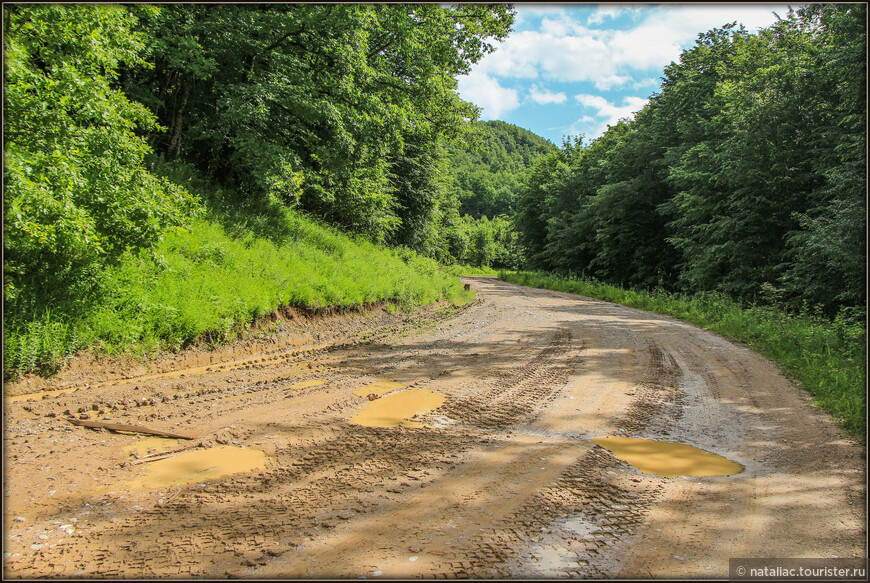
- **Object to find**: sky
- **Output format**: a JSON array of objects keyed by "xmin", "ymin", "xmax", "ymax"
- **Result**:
[{"xmin": 456, "ymin": 3, "xmax": 795, "ymax": 145}]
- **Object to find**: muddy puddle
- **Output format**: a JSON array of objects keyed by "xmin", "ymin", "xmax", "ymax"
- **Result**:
[
  {"xmin": 350, "ymin": 389, "xmax": 445, "ymax": 428},
  {"xmin": 6, "ymin": 386, "xmax": 80, "ymax": 402},
  {"xmin": 127, "ymin": 445, "xmax": 268, "ymax": 488},
  {"xmin": 593, "ymin": 437, "xmax": 743, "ymax": 477}
]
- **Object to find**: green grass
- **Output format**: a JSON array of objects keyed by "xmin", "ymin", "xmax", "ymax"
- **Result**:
[
  {"xmin": 442, "ymin": 264, "xmax": 498, "ymax": 277},
  {"xmin": 4, "ymin": 176, "xmax": 474, "ymax": 380},
  {"xmin": 500, "ymin": 270, "xmax": 866, "ymax": 441}
]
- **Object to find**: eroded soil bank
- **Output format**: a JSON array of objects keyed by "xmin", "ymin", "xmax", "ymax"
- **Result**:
[{"xmin": 3, "ymin": 277, "xmax": 864, "ymax": 578}]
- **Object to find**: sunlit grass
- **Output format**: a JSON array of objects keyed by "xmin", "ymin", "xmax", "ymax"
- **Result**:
[
  {"xmin": 500, "ymin": 270, "xmax": 866, "ymax": 441},
  {"xmin": 4, "ymin": 187, "xmax": 473, "ymax": 381}
]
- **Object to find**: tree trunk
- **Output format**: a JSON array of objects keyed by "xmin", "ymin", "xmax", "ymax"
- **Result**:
[{"xmin": 167, "ymin": 78, "xmax": 191, "ymax": 160}]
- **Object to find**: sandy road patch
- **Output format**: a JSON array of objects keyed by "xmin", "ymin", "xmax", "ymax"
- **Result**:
[{"xmin": 3, "ymin": 277, "xmax": 864, "ymax": 578}]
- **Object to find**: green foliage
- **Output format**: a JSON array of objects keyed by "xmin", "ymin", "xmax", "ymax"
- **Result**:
[
  {"xmin": 501, "ymin": 271, "xmax": 866, "ymax": 440},
  {"xmin": 2, "ymin": 3, "xmax": 509, "ymax": 380},
  {"xmin": 3, "ymin": 4, "xmax": 198, "ymax": 316},
  {"xmin": 3, "ymin": 309, "xmax": 89, "ymax": 378},
  {"xmin": 446, "ymin": 214, "xmax": 524, "ymax": 269},
  {"xmin": 782, "ymin": 4, "xmax": 867, "ymax": 311},
  {"xmin": 512, "ymin": 8, "xmax": 865, "ymax": 316},
  {"xmin": 4, "ymin": 167, "xmax": 473, "ymax": 380},
  {"xmin": 446, "ymin": 120, "xmax": 556, "ymax": 219},
  {"xmin": 123, "ymin": 4, "xmax": 515, "ymax": 245}
]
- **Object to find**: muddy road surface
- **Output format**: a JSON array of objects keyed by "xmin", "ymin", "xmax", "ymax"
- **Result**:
[{"xmin": 3, "ymin": 276, "xmax": 864, "ymax": 578}]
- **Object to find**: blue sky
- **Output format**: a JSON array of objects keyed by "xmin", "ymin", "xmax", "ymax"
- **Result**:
[{"xmin": 457, "ymin": 3, "xmax": 795, "ymax": 144}]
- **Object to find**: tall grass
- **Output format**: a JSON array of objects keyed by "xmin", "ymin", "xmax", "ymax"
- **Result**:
[
  {"xmin": 500, "ymin": 270, "xmax": 866, "ymax": 440},
  {"xmin": 4, "ymin": 171, "xmax": 474, "ymax": 381}
]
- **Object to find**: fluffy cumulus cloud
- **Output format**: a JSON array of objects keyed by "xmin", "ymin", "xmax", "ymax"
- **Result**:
[
  {"xmin": 455, "ymin": 4, "xmax": 789, "ymax": 142},
  {"xmin": 528, "ymin": 84, "xmax": 567, "ymax": 105},
  {"xmin": 587, "ymin": 4, "xmax": 643, "ymax": 26},
  {"xmin": 573, "ymin": 94, "xmax": 649, "ymax": 137},
  {"xmin": 470, "ymin": 29, "xmax": 629, "ymax": 91},
  {"xmin": 456, "ymin": 72, "xmax": 520, "ymax": 120},
  {"xmin": 472, "ymin": 4, "xmax": 791, "ymax": 90}
]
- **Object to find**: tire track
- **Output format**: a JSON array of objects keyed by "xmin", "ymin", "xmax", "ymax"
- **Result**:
[{"xmin": 4, "ymin": 277, "xmax": 863, "ymax": 579}]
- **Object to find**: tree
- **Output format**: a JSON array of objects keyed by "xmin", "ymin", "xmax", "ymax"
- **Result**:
[
  {"xmin": 510, "ymin": 9, "xmax": 865, "ymax": 315},
  {"xmin": 445, "ymin": 120, "xmax": 556, "ymax": 219},
  {"xmin": 783, "ymin": 4, "xmax": 866, "ymax": 313},
  {"xmin": 123, "ymin": 4, "xmax": 515, "ymax": 244},
  {"xmin": 513, "ymin": 145, "xmax": 569, "ymax": 270},
  {"xmin": 4, "ymin": 4, "xmax": 196, "ymax": 314}
]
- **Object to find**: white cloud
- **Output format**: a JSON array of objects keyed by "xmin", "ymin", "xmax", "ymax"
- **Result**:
[
  {"xmin": 529, "ymin": 84, "xmax": 567, "ymax": 105},
  {"xmin": 472, "ymin": 29, "xmax": 625, "ymax": 88},
  {"xmin": 587, "ymin": 5, "xmax": 643, "ymax": 26},
  {"xmin": 456, "ymin": 71, "xmax": 520, "ymax": 119},
  {"xmin": 573, "ymin": 94, "xmax": 649, "ymax": 137},
  {"xmin": 607, "ymin": 5, "xmax": 794, "ymax": 71},
  {"xmin": 513, "ymin": 5, "xmax": 569, "ymax": 29},
  {"xmin": 631, "ymin": 77, "xmax": 660, "ymax": 89},
  {"xmin": 587, "ymin": 6, "xmax": 620, "ymax": 26},
  {"xmin": 474, "ymin": 5, "xmax": 791, "ymax": 88}
]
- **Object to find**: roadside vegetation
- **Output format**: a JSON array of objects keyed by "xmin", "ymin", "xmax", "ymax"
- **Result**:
[
  {"xmin": 501, "ymin": 271, "xmax": 866, "ymax": 440},
  {"xmin": 3, "ymin": 4, "xmax": 511, "ymax": 380},
  {"xmin": 4, "ymin": 161, "xmax": 474, "ymax": 380}
]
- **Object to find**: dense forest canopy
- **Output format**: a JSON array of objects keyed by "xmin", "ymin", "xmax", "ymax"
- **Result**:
[
  {"xmin": 514, "ymin": 4, "xmax": 866, "ymax": 317},
  {"xmin": 4, "ymin": 3, "xmax": 516, "ymax": 316},
  {"xmin": 439, "ymin": 120, "xmax": 556, "ymax": 270},
  {"xmin": 3, "ymin": 2, "xmax": 866, "ymax": 330}
]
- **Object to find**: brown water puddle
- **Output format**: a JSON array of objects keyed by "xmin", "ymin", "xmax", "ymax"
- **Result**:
[
  {"xmin": 593, "ymin": 437, "xmax": 743, "ymax": 477},
  {"xmin": 353, "ymin": 380, "xmax": 407, "ymax": 398},
  {"xmin": 350, "ymin": 389, "xmax": 445, "ymax": 428},
  {"xmin": 126, "ymin": 445, "xmax": 267, "ymax": 488}
]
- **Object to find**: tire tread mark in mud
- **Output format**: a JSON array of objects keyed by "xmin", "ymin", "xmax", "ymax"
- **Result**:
[
  {"xmin": 436, "ymin": 328, "xmax": 572, "ymax": 430},
  {"xmin": 430, "ymin": 449, "xmax": 665, "ymax": 579},
  {"xmin": 615, "ymin": 344, "xmax": 683, "ymax": 436},
  {"xmin": 12, "ymin": 329, "xmax": 577, "ymax": 577},
  {"xmin": 426, "ymin": 343, "xmax": 682, "ymax": 578},
  {"xmin": 15, "ymin": 425, "xmax": 480, "ymax": 577}
]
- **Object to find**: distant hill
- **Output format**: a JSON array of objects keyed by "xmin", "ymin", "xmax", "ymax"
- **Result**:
[{"xmin": 446, "ymin": 120, "xmax": 556, "ymax": 219}]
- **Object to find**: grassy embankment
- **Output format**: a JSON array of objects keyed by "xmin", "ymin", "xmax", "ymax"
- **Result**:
[
  {"xmin": 3, "ymin": 167, "xmax": 479, "ymax": 382},
  {"xmin": 500, "ymin": 270, "xmax": 866, "ymax": 440}
]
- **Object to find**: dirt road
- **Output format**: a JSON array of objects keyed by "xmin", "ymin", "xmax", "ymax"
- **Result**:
[{"xmin": 3, "ymin": 276, "xmax": 864, "ymax": 578}]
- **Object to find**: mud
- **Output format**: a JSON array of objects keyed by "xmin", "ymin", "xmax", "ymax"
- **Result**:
[
  {"xmin": 122, "ymin": 437, "xmax": 180, "ymax": 459},
  {"xmin": 354, "ymin": 379, "xmax": 407, "ymax": 398},
  {"xmin": 3, "ymin": 277, "xmax": 864, "ymax": 578}
]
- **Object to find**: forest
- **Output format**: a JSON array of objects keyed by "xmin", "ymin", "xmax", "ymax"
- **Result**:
[
  {"xmin": 3, "ymin": 3, "xmax": 866, "ymax": 383},
  {"xmin": 514, "ymin": 5, "xmax": 865, "ymax": 318}
]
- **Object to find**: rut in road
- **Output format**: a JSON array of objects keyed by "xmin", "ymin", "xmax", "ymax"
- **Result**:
[{"xmin": 3, "ymin": 277, "xmax": 864, "ymax": 579}]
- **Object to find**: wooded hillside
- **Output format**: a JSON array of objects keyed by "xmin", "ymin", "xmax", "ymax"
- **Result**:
[
  {"xmin": 447, "ymin": 120, "xmax": 555, "ymax": 219},
  {"xmin": 3, "ymin": 3, "xmax": 514, "ymax": 377}
]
